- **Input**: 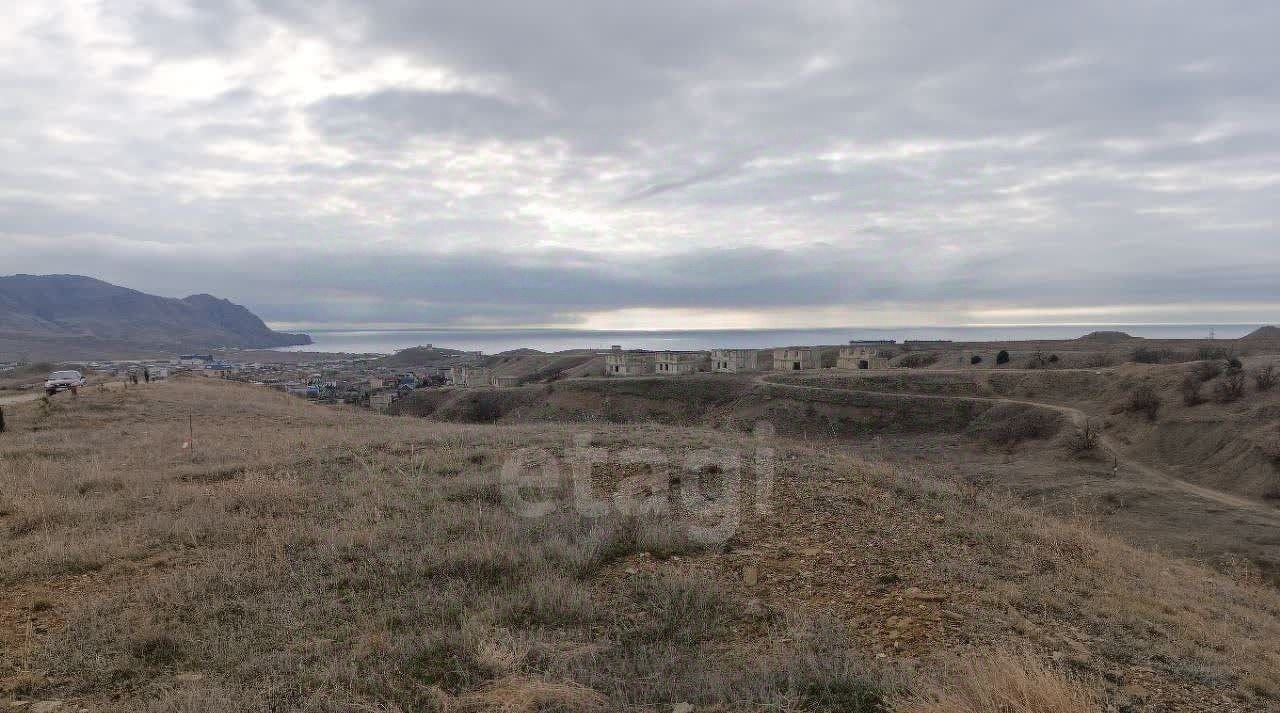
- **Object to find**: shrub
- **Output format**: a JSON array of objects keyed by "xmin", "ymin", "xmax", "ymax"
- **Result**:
[
  {"xmin": 1191, "ymin": 360, "xmax": 1223, "ymax": 383},
  {"xmin": 1259, "ymin": 426, "xmax": 1280, "ymax": 465},
  {"xmin": 899, "ymin": 353, "xmax": 939, "ymax": 369},
  {"xmin": 1198, "ymin": 346, "xmax": 1231, "ymax": 361},
  {"xmin": 970, "ymin": 355, "xmax": 983, "ymax": 365},
  {"xmin": 1256, "ymin": 365, "xmax": 1277, "ymax": 391},
  {"xmin": 1131, "ymin": 346, "xmax": 1164, "ymax": 364},
  {"xmin": 996, "ymin": 350, "xmax": 1010, "ymax": 365},
  {"xmin": 1227, "ymin": 357, "xmax": 1244, "ymax": 373},
  {"xmin": 1213, "ymin": 372, "xmax": 1247, "ymax": 403},
  {"xmin": 971, "ymin": 405, "xmax": 1063, "ymax": 447},
  {"xmin": 459, "ymin": 396, "xmax": 504, "ymax": 423},
  {"xmin": 1123, "ymin": 386, "xmax": 1162, "ymax": 421},
  {"xmin": 1179, "ymin": 375, "xmax": 1205, "ymax": 406},
  {"xmin": 1065, "ymin": 419, "xmax": 1101, "ymax": 454},
  {"xmin": 1081, "ymin": 353, "xmax": 1114, "ymax": 368},
  {"xmin": 1048, "ymin": 354, "xmax": 1059, "ymax": 363}
]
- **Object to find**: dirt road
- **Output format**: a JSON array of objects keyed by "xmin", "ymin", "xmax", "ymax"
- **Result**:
[
  {"xmin": 0, "ymin": 391, "xmax": 45, "ymax": 406},
  {"xmin": 0, "ymin": 382, "xmax": 129, "ymax": 407},
  {"xmin": 758, "ymin": 374, "xmax": 1280, "ymax": 524}
]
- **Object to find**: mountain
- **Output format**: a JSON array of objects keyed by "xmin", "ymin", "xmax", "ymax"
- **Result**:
[
  {"xmin": 0, "ymin": 274, "xmax": 310, "ymax": 358},
  {"xmin": 1074, "ymin": 330, "xmax": 1136, "ymax": 344},
  {"xmin": 1241, "ymin": 325, "xmax": 1280, "ymax": 342}
]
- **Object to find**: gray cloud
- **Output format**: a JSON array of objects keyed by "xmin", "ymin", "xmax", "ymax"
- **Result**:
[{"xmin": 1, "ymin": 1, "xmax": 1279, "ymax": 330}]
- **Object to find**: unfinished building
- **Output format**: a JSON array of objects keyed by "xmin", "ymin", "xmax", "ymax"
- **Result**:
[
  {"xmin": 491, "ymin": 375, "xmax": 520, "ymax": 388},
  {"xmin": 772, "ymin": 347, "xmax": 818, "ymax": 371},
  {"xmin": 837, "ymin": 346, "xmax": 890, "ymax": 370},
  {"xmin": 604, "ymin": 347, "xmax": 655, "ymax": 377},
  {"xmin": 369, "ymin": 390, "xmax": 396, "ymax": 413},
  {"xmin": 711, "ymin": 349, "xmax": 759, "ymax": 373},
  {"xmin": 655, "ymin": 351, "xmax": 703, "ymax": 375},
  {"xmin": 449, "ymin": 366, "xmax": 492, "ymax": 387}
]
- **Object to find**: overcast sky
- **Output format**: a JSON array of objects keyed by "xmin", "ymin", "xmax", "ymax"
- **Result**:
[{"xmin": 2, "ymin": 1, "xmax": 1278, "ymax": 330}]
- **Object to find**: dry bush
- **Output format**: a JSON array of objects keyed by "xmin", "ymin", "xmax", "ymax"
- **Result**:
[
  {"xmin": 1191, "ymin": 360, "xmax": 1223, "ymax": 383},
  {"xmin": 1179, "ymin": 375, "xmax": 1205, "ymax": 406},
  {"xmin": 899, "ymin": 353, "xmax": 939, "ymax": 369},
  {"xmin": 1256, "ymin": 365, "xmax": 1277, "ymax": 391},
  {"xmin": 1130, "ymin": 346, "xmax": 1165, "ymax": 364},
  {"xmin": 1213, "ymin": 371, "xmax": 1247, "ymax": 403},
  {"xmin": 968, "ymin": 404, "xmax": 1063, "ymax": 448},
  {"xmin": 1079, "ymin": 353, "xmax": 1113, "ymax": 368},
  {"xmin": 1064, "ymin": 419, "xmax": 1101, "ymax": 455},
  {"xmin": 1120, "ymin": 386, "xmax": 1162, "ymax": 421},
  {"xmin": 894, "ymin": 651, "xmax": 1099, "ymax": 713}
]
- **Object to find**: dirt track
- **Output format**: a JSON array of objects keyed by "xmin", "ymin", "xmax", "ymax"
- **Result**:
[
  {"xmin": 0, "ymin": 391, "xmax": 44, "ymax": 406},
  {"xmin": 0, "ymin": 381, "xmax": 129, "ymax": 407},
  {"xmin": 758, "ymin": 374, "xmax": 1280, "ymax": 525}
]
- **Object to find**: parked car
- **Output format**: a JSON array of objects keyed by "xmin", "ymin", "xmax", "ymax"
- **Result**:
[{"xmin": 45, "ymin": 370, "xmax": 86, "ymax": 394}]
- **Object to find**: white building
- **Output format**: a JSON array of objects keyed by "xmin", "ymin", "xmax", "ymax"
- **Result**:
[
  {"xmin": 604, "ymin": 347, "xmax": 655, "ymax": 376},
  {"xmin": 711, "ymin": 349, "xmax": 759, "ymax": 373},
  {"xmin": 837, "ymin": 346, "xmax": 890, "ymax": 370},
  {"xmin": 772, "ymin": 347, "xmax": 819, "ymax": 371},
  {"xmin": 655, "ymin": 351, "xmax": 703, "ymax": 375}
]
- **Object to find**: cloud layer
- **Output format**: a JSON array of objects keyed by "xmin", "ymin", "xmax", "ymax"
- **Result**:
[{"xmin": 2, "ymin": 1, "xmax": 1278, "ymax": 329}]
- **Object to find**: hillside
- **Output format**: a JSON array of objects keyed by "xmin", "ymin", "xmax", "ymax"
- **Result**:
[
  {"xmin": 0, "ymin": 274, "xmax": 310, "ymax": 358},
  {"xmin": 2, "ymin": 378, "xmax": 1277, "ymax": 710},
  {"xmin": 1242, "ymin": 325, "xmax": 1280, "ymax": 342},
  {"xmin": 372, "ymin": 345, "xmax": 477, "ymax": 369}
]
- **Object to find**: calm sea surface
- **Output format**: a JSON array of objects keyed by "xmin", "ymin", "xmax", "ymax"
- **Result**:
[{"xmin": 273, "ymin": 324, "xmax": 1259, "ymax": 355}]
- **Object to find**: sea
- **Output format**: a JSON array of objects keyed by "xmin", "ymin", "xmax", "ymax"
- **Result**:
[{"xmin": 272, "ymin": 324, "xmax": 1261, "ymax": 356}]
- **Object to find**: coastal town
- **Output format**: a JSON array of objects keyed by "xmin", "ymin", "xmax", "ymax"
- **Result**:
[{"xmin": 0, "ymin": 341, "xmax": 929, "ymax": 412}]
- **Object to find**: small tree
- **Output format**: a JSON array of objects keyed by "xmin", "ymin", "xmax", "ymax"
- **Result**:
[
  {"xmin": 970, "ymin": 355, "xmax": 983, "ymax": 365},
  {"xmin": 0, "ymin": 405, "xmax": 5, "ymax": 433},
  {"xmin": 996, "ymin": 350, "xmax": 1011, "ymax": 366},
  {"xmin": 1255, "ymin": 365, "xmax": 1276, "ymax": 391}
]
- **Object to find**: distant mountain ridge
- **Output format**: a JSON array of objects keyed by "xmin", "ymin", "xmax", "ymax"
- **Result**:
[
  {"xmin": 0, "ymin": 274, "xmax": 310, "ymax": 356},
  {"xmin": 1242, "ymin": 325, "xmax": 1280, "ymax": 342}
]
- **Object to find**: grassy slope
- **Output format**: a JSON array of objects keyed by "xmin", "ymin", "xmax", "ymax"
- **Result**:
[
  {"xmin": 0, "ymin": 379, "xmax": 1277, "ymax": 711},
  {"xmin": 774, "ymin": 358, "xmax": 1280, "ymax": 502}
]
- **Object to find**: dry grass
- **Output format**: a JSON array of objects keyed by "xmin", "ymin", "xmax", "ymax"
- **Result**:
[
  {"xmin": 895, "ymin": 651, "xmax": 1099, "ymax": 713},
  {"xmin": 1, "ymin": 377, "xmax": 1278, "ymax": 712},
  {"xmin": 0, "ymin": 378, "xmax": 890, "ymax": 711}
]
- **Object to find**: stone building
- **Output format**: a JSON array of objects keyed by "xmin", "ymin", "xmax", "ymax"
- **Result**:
[
  {"xmin": 772, "ymin": 347, "xmax": 818, "ymax": 371},
  {"xmin": 655, "ymin": 351, "xmax": 703, "ymax": 375},
  {"xmin": 711, "ymin": 349, "xmax": 759, "ymax": 373},
  {"xmin": 837, "ymin": 346, "xmax": 890, "ymax": 370},
  {"xmin": 369, "ymin": 390, "xmax": 396, "ymax": 413},
  {"xmin": 604, "ymin": 347, "xmax": 656, "ymax": 377},
  {"xmin": 460, "ymin": 366, "xmax": 493, "ymax": 387}
]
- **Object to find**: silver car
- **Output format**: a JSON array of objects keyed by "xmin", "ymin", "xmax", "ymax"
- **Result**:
[{"xmin": 45, "ymin": 370, "xmax": 86, "ymax": 394}]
